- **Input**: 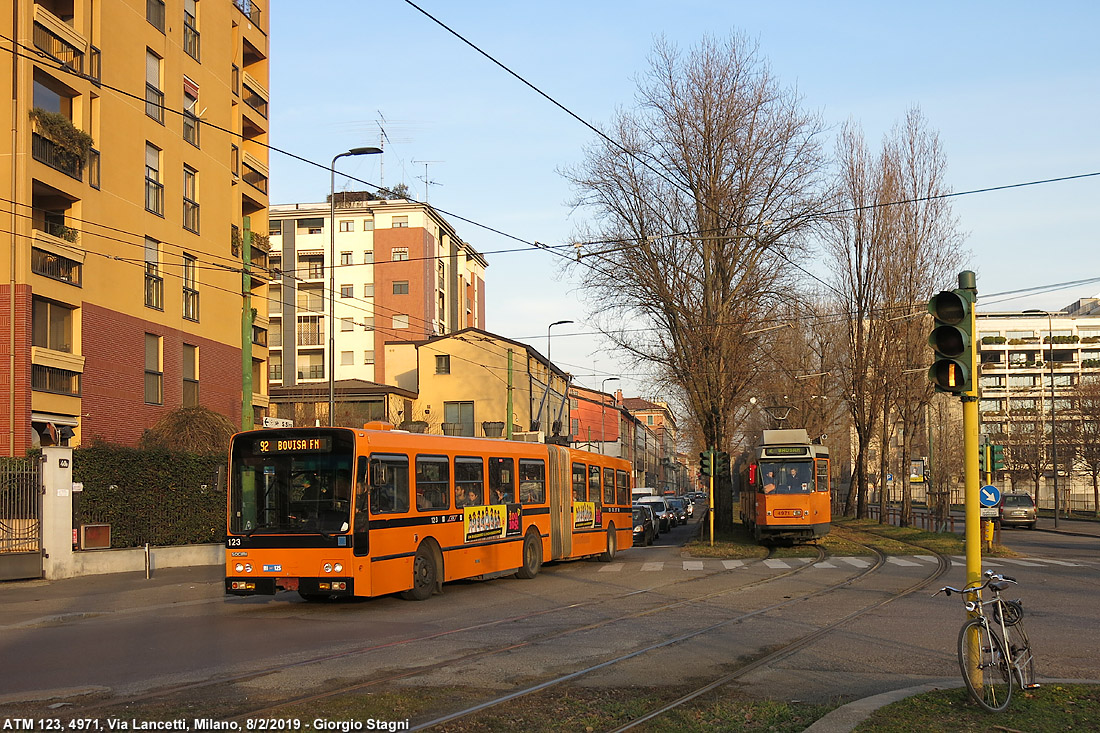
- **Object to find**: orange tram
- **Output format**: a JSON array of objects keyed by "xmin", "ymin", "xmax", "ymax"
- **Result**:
[
  {"xmin": 225, "ymin": 422, "xmax": 633, "ymax": 601},
  {"xmin": 736, "ymin": 428, "xmax": 831, "ymax": 544}
]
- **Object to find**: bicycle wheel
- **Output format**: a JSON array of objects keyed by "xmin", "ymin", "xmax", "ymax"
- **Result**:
[
  {"xmin": 958, "ymin": 618, "xmax": 1013, "ymax": 712},
  {"xmin": 1008, "ymin": 621, "xmax": 1038, "ymax": 689},
  {"xmin": 995, "ymin": 599, "xmax": 1024, "ymax": 627}
]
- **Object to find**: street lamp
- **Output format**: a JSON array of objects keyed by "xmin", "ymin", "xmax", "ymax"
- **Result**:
[
  {"xmin": 542, "ymin": 320, "xmax": 573, "ymax": 431},
  {"xmin": 329, "ymin": 147, "xmax": 383, "ymax": 426},
  {"xmin": 600, "ymin": 377, "xmax": 620, "ymax": 455},
  {"xmin": 1024, "ymin": 309, "xmax": 1059, "ymax": 528}
]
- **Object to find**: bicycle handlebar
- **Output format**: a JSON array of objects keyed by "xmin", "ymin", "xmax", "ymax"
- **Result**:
[{"xmin": 932, "ymin": 570, "xmax": 1018, "ymax": 598}]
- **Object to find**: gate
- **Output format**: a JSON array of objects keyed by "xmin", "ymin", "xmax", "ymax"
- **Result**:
[{"xmin": 0, "ymin": 457, "xmax": 42, "ymax": 580}]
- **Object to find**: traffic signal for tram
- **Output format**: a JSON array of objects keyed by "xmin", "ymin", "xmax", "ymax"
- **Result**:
[
  {"xmin": 716, "ymin": 451, "xmax": 731, "ymax": 477},
  {"xmin": 700, "ymin": 450, "xmax": 714, "ymax": 477},
  {"xmin": 927, "ymin": 288, "xmax": 974, "ymax": 393},
  {"xmin": 991, "ymin": 444, "xmax": 1005, "ymax": 471},
  {"xmin": 978, "ymin": 445, "xmax": 987, "ymax": 473}
]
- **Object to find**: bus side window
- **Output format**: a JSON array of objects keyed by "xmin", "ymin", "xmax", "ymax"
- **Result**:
[
  {"xmin": 589, "ymin": 464, "xmax": 601, "ymax": 503},
  {"xmin": 572, "ymin": 462, "xmax": 586, "ymax": 501},
  {"xmin": 489, "ymin": 457, "xmax": 514, "ymax": 504},
  {"xmin": 369, "ymin": 453, "xmax": 410, "ymax": 514},
  {"xmin": 616, "ymin": 469, "xmax": 629, "ymax": 505},
  {"xmin": 520, "ymin": 459, "xmax": 546, "ymax": 504},
  {"xmin": 455, "ymin": 456, "xmax": 484, "ymax": 507},
  {"xmin": 603, "ymin": 467, "xmax": 615, "ymax": 504},
  {"xmin": 353, "ymin": 456, "xmax": 370, "ymax": 555}
]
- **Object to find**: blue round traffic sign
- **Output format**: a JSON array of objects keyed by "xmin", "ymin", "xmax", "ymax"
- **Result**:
[{"xmin": 979, "ymin": 484, "xmax": 1001, "ymax": 508}]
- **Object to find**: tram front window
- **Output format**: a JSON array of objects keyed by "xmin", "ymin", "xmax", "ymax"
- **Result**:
[{"xmin": 760, "ymin": 461, "xmax": 813, "ymax": 494}]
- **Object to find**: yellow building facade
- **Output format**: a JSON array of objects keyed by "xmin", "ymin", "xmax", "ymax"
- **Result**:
[
  {"xmin": 385, "ymin": 328, "xmax": 570, "ymax": 440},
  {"xmin": 0, "ymin": 0, "xmax": 270, "ymax": 454}
]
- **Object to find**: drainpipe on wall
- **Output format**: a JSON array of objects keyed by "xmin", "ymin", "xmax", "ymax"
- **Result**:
[{"xmin": 241, "ymin": 216, "xmax": 253, "ymax": 431}]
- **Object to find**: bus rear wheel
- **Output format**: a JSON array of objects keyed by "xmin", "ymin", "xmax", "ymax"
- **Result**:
[
  {"xmin": 516, "ymin": 530, "xmax": 543, "ymax": 579},
  {"xmin": 599, "ymin": 526, "xmax": 617, "ymax": 562},
  {"xmin": 402, "ymin": 544, "xmax": 437, "ymax": 601}
]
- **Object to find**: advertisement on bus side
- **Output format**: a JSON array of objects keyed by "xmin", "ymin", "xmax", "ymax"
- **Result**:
[{"xmin": 464, "ymin": 503, "xmax": 521, "ymax": 543}]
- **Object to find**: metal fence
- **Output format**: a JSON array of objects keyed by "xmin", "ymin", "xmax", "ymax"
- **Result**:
[{"xmin": 0, "ymin": 458, "xmax": 40, "ymax": 554}]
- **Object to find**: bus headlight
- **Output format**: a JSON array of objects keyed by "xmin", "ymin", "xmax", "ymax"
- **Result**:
[
  {"xmin": 334, "ymin": 563, "xmax": 344, "ymax": 573},
  {"xmin": 244, "ymin": 564, "xmax": 253, "ymax": 573},
  {"xmin": 324, "ymin": 563, "xmax": 333, "ymax": 573},
  {"xmin": 235, "ymin": 563, "xmax": 244, "ymax": 573}
]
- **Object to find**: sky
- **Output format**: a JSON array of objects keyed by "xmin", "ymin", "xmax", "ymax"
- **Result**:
[{"xmin": 267, "ymin": 1, "xmax": 1100, "ymax": 401}]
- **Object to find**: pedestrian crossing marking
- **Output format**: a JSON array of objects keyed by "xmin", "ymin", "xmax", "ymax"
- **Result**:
[
  {"xmin": 598, "ymin": 563, "xmax": 624, "ymax": 572},
  {"xmin": 887, "ymin": 557, "xmax": 921, "ymax": 567},
  {"xmin": 996, "ymin": 558, "xmax": 1045, "ymax": 567},
  {"xmin": 764, "ymin": 559, "xmax": 790, "ymax": 569},
  {"xmin": 914, "ymin": 555, "xmax": 939, "ymax": 563},
  {"xmin": 1031, "ymin": 558, "xmax": 1080, "ymax": 566},
  {"xmin": 837, "ymin": 557, "xmax": 871, "ymax": 568},
  {"xmin": 721, "ymin": 559, "xmax": 745, "ymax": 570},
  {"xmin": 640, "ymin": 562, "xmax": 664, "ymax": 572},
  {"xmin": 683, "ymin": 561, "xmax": 705, "ymax": 570},
  {"xmin": 814, "ymin": 561, "xmax": 837, "ymax": 568},
  {"xmin": 601, "ymin": 554, "xmax": 1083, "ymax": 573}
]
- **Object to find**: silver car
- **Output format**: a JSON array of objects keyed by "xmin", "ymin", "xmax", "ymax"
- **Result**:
[{"xmin": 999, "ymin": 493, "xmax": 1037, "ymax": 529}]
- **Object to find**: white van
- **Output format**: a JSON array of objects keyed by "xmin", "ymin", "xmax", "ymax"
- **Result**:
[{"xmin": 631, "ymin": 487, "xmax": 659, "ymax": 501}]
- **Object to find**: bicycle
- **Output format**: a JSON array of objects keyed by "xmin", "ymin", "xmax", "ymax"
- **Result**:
[{"xmin": 934, "ymin": 569, "xmax": 1038, "ymax": 712}]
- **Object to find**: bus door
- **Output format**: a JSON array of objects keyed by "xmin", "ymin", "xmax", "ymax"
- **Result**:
[{"xmin": 547, "ymin": 445, "xmax": 571, "ymax": 559}]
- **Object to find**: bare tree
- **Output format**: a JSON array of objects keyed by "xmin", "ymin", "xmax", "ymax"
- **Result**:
[
  {"xmin": 564, "ymin": 34, "xmax": 830, "ymax": 530},
  {"xmin": 1073, "ymin": 377, "xmax": 1100, "ymax": 517}
]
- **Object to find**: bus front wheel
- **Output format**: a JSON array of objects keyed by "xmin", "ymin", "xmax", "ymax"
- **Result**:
[{"xmin": 402, "ymin": 544, "xmax": 438, "ymax": 601}]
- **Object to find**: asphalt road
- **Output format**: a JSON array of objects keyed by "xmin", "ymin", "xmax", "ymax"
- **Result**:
[{"xmin": 1, "ymin": 507, "xmax": 1097, "ymax": 727}]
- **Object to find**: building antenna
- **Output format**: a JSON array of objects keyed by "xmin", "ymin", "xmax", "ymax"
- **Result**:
[
  {"xmin": 412, "ymin": 160, "xmax": 444, "ymax": 202},
  {"xmin": 376, "ymin": 111, "xmax": 391, "ymax": 190}
]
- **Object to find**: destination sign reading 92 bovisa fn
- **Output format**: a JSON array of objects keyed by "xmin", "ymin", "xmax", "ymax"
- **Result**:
[{"xmin": 253, "ymin": 436, "xmax": 332, "ymax": 454}]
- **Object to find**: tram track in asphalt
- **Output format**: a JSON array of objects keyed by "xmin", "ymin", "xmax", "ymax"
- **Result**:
[
  {"xmin": 37, "ymin": 541, "xmax": 829, "ymax": 719},
  {"xmin": 406, "ymin": 531, "xmax": 949, "ymax": 732}
]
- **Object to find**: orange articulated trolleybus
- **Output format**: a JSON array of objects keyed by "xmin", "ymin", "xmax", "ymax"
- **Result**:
[{"xmin": 225, "ymin": 422, "xmax": 632, "ymax": 601}]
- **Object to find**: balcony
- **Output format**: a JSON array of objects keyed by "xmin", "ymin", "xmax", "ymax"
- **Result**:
[
  {"xmin": 241, "ymin": 73, "xmax": 268, "ymax": 119},
  {"xmin": 33, "ymin": 20, "xmax": 84, "ymax": 75},
  {"xmin": 242, "ymin": 163, "xmax": 267, "ymax": 194},
  {"xmin": 32, "ymin": 247, "xmax": 82, "ymax": 286},
  {"xmin": 32, "ymin": 132, "xmax": 82, "ymax": 181},
  {"xmin": 234, "ymin": 0, "xmax": 262, "ymax": 25},
  {"xmin": 32, "ymin": 364, "xmax": 81, "ymax": 396}
]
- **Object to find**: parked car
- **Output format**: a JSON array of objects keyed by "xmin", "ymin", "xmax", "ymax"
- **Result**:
[
  {"xmin": 635, "ymin": 497, "xmax": 675, "ymax": 533},
  {"xmin": 666, "ymin": 497, "xmax": 688, "ymax": 525},
  {"xmin": 999, "ymin": 492, "xmax": 1037, "ymax": 529},
  {"xmin": 635, "ymin": 502, "xmax": 660, "ymax": 539},
  {"xmin": 632, "ymin": 505, "xmax": 655, "ymax": 546}
]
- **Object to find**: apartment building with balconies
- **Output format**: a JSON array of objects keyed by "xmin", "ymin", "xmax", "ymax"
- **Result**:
[
  {"xmin": 265, "ymin": 197, "xmax": 487, "ymax": 422},
  {"xmin": 977, "ymin": 301, "xmax": 1100, "ymax": 502},
  {"xmin": 0, "ymin": 0, "xmax": 271, "ymax": 453}
]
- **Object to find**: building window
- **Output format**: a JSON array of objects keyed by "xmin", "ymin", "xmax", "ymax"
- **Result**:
[
  {"xmin": 392, "ymin": 248, "xmax": 409, "ymax": 261},
  {"xmin": 393, "ymin": 281, "xmax": 409, "ymax": 295},
  {"xmin": 364, "ymin": 350, "xmax": 375, "ymax": 365},
  {"xmin": 392, "ymin": 215, "xmax": 408, "ymax": 228},
  {"xmin": 339, "ymin": 220, "xmax": 353, "ymax": 232},
  {"xmin": 340, "ymin": 351, "xmax": 354, "ymax": 366},
  {"xmin": 297, "ymin": 316, "xmax": 323, "ymax": 346},
  {"xmin": 363, "ymin": 250, "xmax": 373, "ymax": 263},
  {"xmin": 183, "ymin": 254, "xmax": 199, "ymax": 320},
  {"xmin": 145, "ymin": 143, "xmax": 163, "ymax": 215},
  {"xmin": 183, "ymin": 344, "xmax": 198, "ymax": 407},
  {"xmin": 340, "ymin": 317, "xmax": 354, "ymax": 332},
  {"xmin": 32, "ymin": 297, "xmax": 73, "ymax": 352},
  {"xmin": 363, "ymin": 283, "xmax": 374, "ymax": 298},
  {"xmin": 144, "ymin": 237, "xmax": 162, "ymax": 310},
  {"xmin": 340, "ymin": 284, "xmax": 353, "ymax": 298},
  {"xmin": 443, "ymin": 401, "xmax": 474, "ymax": 437},
  {"xmin": 183, "ymin": 78, "xmax": 200, "ymax": 147},
  {"xmin": 393, "ymin": 314, "xmax": 409, "ymax": 330},
  {"xmin": 183, "ymin": 0, "xmax": 200, "ymax": 60},
  {"xmin": 435, "ymin": 355, "xmax": 450, "ymax": 374},
  {"xmin": 147, "ymin": 0, "xmax": 165, "ymax": 33},
  {"xmin": 340, "ymin": 251, "xmax": 352, "ymax": 265},
  {"xmin": 363, "ymin": 219, "xmax": 374, "ymax": 231},
  {"xmin": 230, "ymin": 144, "xmax": 239, "ymax": 178},
  {"xmin": 145, "ymin": 333, "xmax": 163, "ymax": 404},
  {"xmin": 363, "ymin": 317, "xmax": 374, "ymax": 331},
  {"xmin": 146, "ymin": 49, "xmax": 164, "ymax": 122},
  {"xmin": 183, "ymin": 166, "xmax": 199, "ymax": 233},
  {"xmin": 231, "ymin": 63, "xmax": 239, "ymax": 96}
]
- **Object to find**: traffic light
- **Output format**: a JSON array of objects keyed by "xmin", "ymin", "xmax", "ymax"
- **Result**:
[
  {"xmin": 978, "ymin": 445, "xmax": 987, "ymax": 473},
  {"xmin": 700, "ymin": 450, "xmax": 714, "ymax": 476},
  {"xmin": 716, "ymin": 451, "xmax": 730, "ymax": 477},
  {"xmin": 927, "ymin": 288, "xmax": 974, "ymax": 393},
  {"xmin": 991, "ymin": 444, "xmax": 1005, "ymax": 471}
]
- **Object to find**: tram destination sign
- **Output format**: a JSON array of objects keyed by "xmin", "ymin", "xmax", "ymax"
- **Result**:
[
  {"xmin": 253, "ymin": 436, "xmax": 333, "ymax": 454},
  {"xmin": 763, "ymin": 446, "xmax": 810, "ymax": 457}
]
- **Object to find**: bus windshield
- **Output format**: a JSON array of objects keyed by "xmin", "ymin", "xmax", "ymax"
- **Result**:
[
  {"xmin": 759, "ymin": 460, "xmax": 814, "ymax": 494},
  {"xmin": 229, "ymin": 430, "xmax": 354, "ymax": 535}
]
